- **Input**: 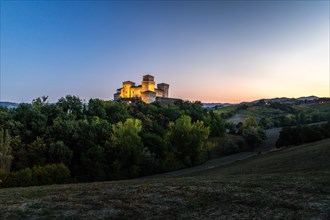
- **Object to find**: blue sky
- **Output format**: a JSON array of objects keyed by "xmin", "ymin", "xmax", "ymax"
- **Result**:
[{"xmin": 1, "ymin": 1, "xmax": 329, "ymax": 103}]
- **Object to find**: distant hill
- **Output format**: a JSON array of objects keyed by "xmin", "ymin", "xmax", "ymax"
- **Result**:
[
  {"xmin": 202, "ymin": 103, "xmax": 234, "ymax": 108},
  {"xmin": 204, "ymin": 96, "xmax": 321, "ymax": 109},
  {"xmin": 253, "ymin": 95, "xmax": 320, "ymax": 104},
  {"xmin": 0, "ymin": 102, "xmax": 18, "ymax": 109},
  {"xmin": 296, "ymin": 95, "xmax": 319, "ymax": 101}
]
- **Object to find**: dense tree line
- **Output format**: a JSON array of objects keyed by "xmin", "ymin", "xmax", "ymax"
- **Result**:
[
  {"xmin": 276, "ymin": 122, "xmax": 330, "ymax": 147},
  {"xmin": 0, "ymin": 96, "xmax": 225, "ymax": 187}
]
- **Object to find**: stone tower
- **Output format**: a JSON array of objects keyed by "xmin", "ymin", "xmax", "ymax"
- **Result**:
[
  {"xmin": 141, "ymin": 75, "xmax": 155, "ymax": 92},
  {"xmin": 157, "ymin": 83, "xmax": 169, "ymax": 98},
  {"xmin": 121, "ymin": 81, "xmax": 135, "ymax": 98}
]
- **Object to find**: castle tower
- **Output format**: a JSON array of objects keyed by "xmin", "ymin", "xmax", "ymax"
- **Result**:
[
  {"xmin": 141, "ymin": 74, "xmax": 155, "ymax": 92},
  {"xmin": 121, "ymin": 81, "xmax": 135, "ymax": 98},
  {"xmin": 157, "ymin": 83, "xmax": 169, "ymax": 98}
]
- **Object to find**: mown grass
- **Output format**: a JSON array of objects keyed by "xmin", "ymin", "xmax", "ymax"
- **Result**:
[{"xmin": 1, "ymin": 139, "xmax": 329, "ymax": 219}]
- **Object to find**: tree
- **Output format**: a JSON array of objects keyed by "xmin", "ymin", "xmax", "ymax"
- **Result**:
[
  {"xmin": 242, "ymin": 117, "xmax": 266, "ymax": 149},
  {"xmin": 32, "ymin": 96, "xmax": 49, "ymax": 107},
  {"xmin": 110, "ymin": 118, "xmax": 143, "ymax": 178},
  {"xmin": 0, "ymin": 130, "xmax": 13, "ymax": 172},
  {"xmin": 48, "ymin": 141, "xmax": 73, "ymax": 166},
  {"xmin": 27, "ymin": 137, "xmax": 47, "ymax": 167},
  {"xmin": 81, "ymin": 145, "xmax": 106, "ymax": 181},
  {"xmin": 12, "ymin": 104, "xmax": 47, "ymax": 143},
  {"xmin": 87, "ymin": 98, "xmax": 107, "ymax": 119},
  {"xmin": 203, "ymin": 111, "xmax": 225, "ymax": 137},
  {"xmin": 168, "ymin": 115, "xmax": 210, "ymax": 166},
  {"xmin": 57, "ymin": 95, "xmax": 83, "ymax": 119}
]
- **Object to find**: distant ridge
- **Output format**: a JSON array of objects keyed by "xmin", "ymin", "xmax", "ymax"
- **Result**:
[
  {"xmin": 202, "ymin": 96, "xmax": 321, "ymax": 108},
  {"xmin": 202, "ymin": 103, "xmax": 234, "ymax": 108},
  {"xmin": 296, "ymin": 95, "xmax": 319, "ymax": 101},
  {"xmin": 0, "ymin": 102, "xmax": 19, "ymax": 109},
  {"xmin": 243, "ymin": 95, "xmax": 320, "ymax": 105}
]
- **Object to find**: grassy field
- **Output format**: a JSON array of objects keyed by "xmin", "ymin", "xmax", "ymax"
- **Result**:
[
  {"xmin": 213, "ymin": 105, "xmax": 238, "ymax": 115},
  {"xmin": 1, "ymin": 139, "xmax": 329, "ymax": 219}
]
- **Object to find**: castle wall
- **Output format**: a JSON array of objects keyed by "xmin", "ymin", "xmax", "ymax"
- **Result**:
[
  {"xmin": 141, "ymin": 91, "xmax": 156, "ymax": 103},
  {"xmin": 114, "ymin": 93, "xmax": 120, "ymax": 101},
  {"xmin": 130, "ymin": 87, "xmax": 142, "ymax": 97},
  {"xmin": 156, "ymin": 89, "xmax": 164, "ymax": 97}
]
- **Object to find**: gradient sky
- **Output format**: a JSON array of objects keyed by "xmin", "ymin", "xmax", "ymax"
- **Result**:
[{"xmin": 1, "ymin": 1, "xmax": 329, "ymax": 103}]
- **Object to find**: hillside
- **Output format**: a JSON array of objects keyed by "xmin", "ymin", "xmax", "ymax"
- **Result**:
[
  {"xmin": 192, "ymin": 138, "xmax": 330, "ymax": 175},
  {"xmin": 0, "ymin": 139, "xmax": 329, "ymax": 219},
  {"xmin": 216, "ymin": 100, "xmax": 330, "ymax": 128}
]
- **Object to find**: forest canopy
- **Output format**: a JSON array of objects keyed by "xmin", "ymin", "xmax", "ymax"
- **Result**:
[{"xmin": 0, "ymin": 96, "xmax": 228, "ymax": 187}]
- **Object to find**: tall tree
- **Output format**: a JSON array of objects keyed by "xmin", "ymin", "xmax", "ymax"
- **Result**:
[
  {"xmin": 57, "ymin": 95, "xmax": 83, "ymax": 119},
  {"xmin": 242, "ymin": 117, "xmax": 266, "ymax": 149},
  {"xmin": 110, "ymin": 118, "xmax": 143, "ymax": 178},
  {"xmin": 168, "ymin": 115, "xmax": 210, "ymax": 166},
  {"xmin": 0, "ymin": 130, "xmax": 13, "ymax": 172}
]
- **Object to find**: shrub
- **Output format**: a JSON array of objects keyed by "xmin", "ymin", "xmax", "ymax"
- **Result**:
[
  {"xmin": 1, "ymin": 167, "xmax": 32, "ymax": 188},
  {"xmin": 32, "ymin": 163, "xmax": 71, "ymax": 185},
  {"xmin": 276, "ymin": 121, "xmax": 330, "ymax": 148},
  {"xmin": 1, "ymin": 163, "xmax": 70, "ymax": 188},
  {"xmin": 223, "ymin": 140, "xmax": 240, "ymax": 155}
]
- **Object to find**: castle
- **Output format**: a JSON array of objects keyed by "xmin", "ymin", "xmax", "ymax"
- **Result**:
[{"xmin": 114, "ymin": 75, "xmax": 170, "ymax": 103}]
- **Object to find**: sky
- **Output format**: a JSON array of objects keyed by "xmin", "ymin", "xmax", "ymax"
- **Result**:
[{"xmin": 1, "ymin": 1, "xmax": 329, "ymax": 103}]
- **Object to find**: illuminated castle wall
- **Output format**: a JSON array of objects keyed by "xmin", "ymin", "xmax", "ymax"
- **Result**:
[{"xmin": 114, "ymin": 75, "xmax": 169, "ymax": 103}]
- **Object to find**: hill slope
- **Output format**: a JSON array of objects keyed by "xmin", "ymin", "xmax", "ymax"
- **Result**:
[
  {"xmin": 0, "ymin": 139, "xmax": 329, "ymax": 219},
  {"xmin": 192, "ymin": 138, "xmax": 330, "ymax": 176}
]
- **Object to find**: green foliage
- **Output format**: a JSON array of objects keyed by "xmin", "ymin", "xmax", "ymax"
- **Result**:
[
  {"xmin": 27, "ymin": 137, "xmax": 47, "ymax": 167},
  {"xmin": 0, "ymin": 129, "xmax": 13, "ymax": 172},
  {"xmin": 202, "ymin": 141, "xmax": 216, "ymax": 160},
  {"xmin": 1, "ymin": 95, "xmax": 229, "ymax": 185},
  {"xmin": 48, "ymin": 141, "xmax": 73, "ymax": 165},
  {"xmin": 276, "ymin": 121, "xmax": 330, "ymax": 147},
  {"xmin": 81, "ymin": 145, "xmax": 106, "ymax": 181},
  {"xmin": 242, "ymin": 117, "xmax": 266, "ymax": 149},
  {"xmin": 222, "ymin": 139, "xmax": 240, "ymax": 155},
  {"xmin": 1, "ymin": 167, "xmax": 32, "ymax": 188},
  {"xmin": 111, "ymin": 118, "xmax": 143, "ymax": 149},
  {"xmin": 87, "ymin": 98, "xmax": 107, "ymax": 119},
  {"xmin": 57, "ymin": 95, "xmax": 83, "ymax": 119},
  {"xmin": 168, "ymin": 115, "xmax": 210, "ymax": 166},
  {"xmin": 203, "ymin": 111, "xmax": 225, "ymax": 137},
  {"xmin": 1, "ymin": 163, "xmax": 70, "ymax": 188},
  {"xmin": 111, "ymin": 118, "xmax": 144, "ymax": 178},
  {"xmin": 141, "ymin": 132, "xmax": 167, "ymax": 159}
]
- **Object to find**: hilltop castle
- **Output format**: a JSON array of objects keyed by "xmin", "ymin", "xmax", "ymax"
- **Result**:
[{"xmin": 114, "ymin": 75, "xmax": 170, "ymax": 103}]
